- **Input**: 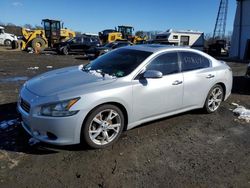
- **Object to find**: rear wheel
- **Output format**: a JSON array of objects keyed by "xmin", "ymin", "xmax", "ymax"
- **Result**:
[
  {"xmin": 82, "ymin": 104, "xmax": 124, "ymax": 149},
  {"xmin": 204, "ymin": 84, "xmax": 224, "ymax": 113}
]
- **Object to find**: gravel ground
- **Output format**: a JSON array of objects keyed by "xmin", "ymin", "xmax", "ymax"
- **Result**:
[{"xmin": 0, "ymin": 48, "xmax": 250, "ymax": 188}]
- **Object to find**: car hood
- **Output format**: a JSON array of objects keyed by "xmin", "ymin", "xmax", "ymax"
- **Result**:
[
  {"xmin": 26, "ymin": 66, "xmax": 116, "ymax": 97},
  {"xmin": 5, "ymin": 33, "xmax": 17, "ymax": 40}
]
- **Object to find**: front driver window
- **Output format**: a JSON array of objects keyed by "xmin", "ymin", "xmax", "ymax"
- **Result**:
[{"xmin": 146, "ymin": 52, "xmax": 179, "ymax": 75}]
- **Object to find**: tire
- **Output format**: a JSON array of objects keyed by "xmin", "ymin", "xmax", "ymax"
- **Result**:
[
  {"xmin": 4, "ymin": 39, "xmax": 11, "ymax": 46},
  {"xmin": 31, "ymin": 38, "xmax": 46, "ymax": 51},
  {"xmin": 61, "ymin": 46, "xmax": 69, "ymax": 55},
  {"xmin": 204, "ymin": 84, "xmax": 224, "ymax": 113},
  {"xmin": 11, "ymin": 40, "xmax": 18, "ymax": 49},
  {"xmin": 82, "ymin": 104, "xmax": 125, "ymax": 149}
]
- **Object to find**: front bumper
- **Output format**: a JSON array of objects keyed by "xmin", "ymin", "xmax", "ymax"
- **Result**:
[{"xmin": 17, "ymin": 88, "xmax": 86, "ymax": 145}]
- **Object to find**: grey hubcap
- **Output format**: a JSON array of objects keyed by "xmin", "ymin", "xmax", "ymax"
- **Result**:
[
  {"xmin": 208, "ymin": 87, "xmax": 223, "ymax": 112},
  {"xmin": 89, "ymin": 109, "xmax": 121, "ymax": 145},
  {"xmin": 5, "ymin": 40, "xmax": 11, "ymax": 46}
]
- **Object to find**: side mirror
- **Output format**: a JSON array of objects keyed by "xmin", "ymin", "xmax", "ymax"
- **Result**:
[{"xmin": 143, "ymin": 70, "xmax": 163, "ymax": 79}]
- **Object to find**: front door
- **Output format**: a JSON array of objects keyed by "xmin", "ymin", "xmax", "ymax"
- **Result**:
[{"xmin": 132, "ymin": 52, "xmax": 183, "ymax": 122}]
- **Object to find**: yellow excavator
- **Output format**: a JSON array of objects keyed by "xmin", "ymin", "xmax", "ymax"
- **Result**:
[
  {"xmin": 99, "ymin": 25, "xmax": 147, "ymax": 45},
  {"xmin": 117, "ymin": 25, "xmax": 147, "ymax": 44},
  {"xmin": 20, "ymin": 19, "xmax": 75, "ymax": 51}
]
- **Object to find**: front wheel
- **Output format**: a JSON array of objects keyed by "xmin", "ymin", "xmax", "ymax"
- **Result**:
[
  {"xmin": 4, "ymin": 39, "xmax": 11, "ymax": 46},
  {"xmin": 204, "ymin": 84, "xmax": 224, "ymax": 113},
  {"xmin": 61, "ymin": 46, "xmax": 69, "ymax": 55},
  {"xmin": 82, "ymin": 104, "xmax": 124, "ymax": 149}
]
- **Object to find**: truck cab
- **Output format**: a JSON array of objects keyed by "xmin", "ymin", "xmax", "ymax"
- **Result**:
[{"xmin": 0, "ymin": 26, "xmax": 17, "ymax": 46}]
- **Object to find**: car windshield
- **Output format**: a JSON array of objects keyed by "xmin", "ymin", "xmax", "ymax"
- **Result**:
[{"xmin": 83, "ymin": 48, "xmax": 152, "ymax": 77}]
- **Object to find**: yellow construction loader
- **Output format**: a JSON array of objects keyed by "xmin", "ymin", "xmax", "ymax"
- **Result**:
[
  {"xmin": 99, "ymin": 25, "xmax": 146, "ymax": 45},
  {"xmin": 20, "ymin": 19, "xmax": 75, "ymax": 51}
]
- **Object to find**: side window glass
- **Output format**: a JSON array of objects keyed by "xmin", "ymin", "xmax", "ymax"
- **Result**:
[
  {"xmin": 146, "ymin": 52, "xmax": 179, "ymax": 75},
  {"xmin": 84, "ymin": 37, "xmax": 90, "ymax": 43},
  {"xmin": 180, "ymin": 52, "xmax": 210, "ymax": 71},
  {"xmin": 74, "ymin": 37, "xmax": 82, "ymax": 43}
]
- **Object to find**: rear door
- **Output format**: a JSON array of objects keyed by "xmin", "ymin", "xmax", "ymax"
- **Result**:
[
  {"xmin": 69, "ymin": 37, "xmax": 83, "ymax": 52},
  {"xmin": 132, "ymin": 52, "xmax": 183, "ymax": 121},
  {"xmin": 179, "ymin": 51, "xmax": 216, "ymax": 108}
]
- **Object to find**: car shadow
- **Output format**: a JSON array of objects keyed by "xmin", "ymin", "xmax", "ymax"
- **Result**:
[
  {"xmin": 232, "ymin": 76, "xmax": 250, "ymax": 95},
  {"xmin": 0, "ymin": 102, "xmax": 89, "ymax": 155}
]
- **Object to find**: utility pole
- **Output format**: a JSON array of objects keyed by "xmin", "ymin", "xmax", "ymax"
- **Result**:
[{"xmin": 213, "ymin": 0, "xmax": 228, "ymax": 39}]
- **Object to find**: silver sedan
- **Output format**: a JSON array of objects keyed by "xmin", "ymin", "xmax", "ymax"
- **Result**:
[{"xmin": 17, "ymin": 45, "xmax": 233, "ymax": 148}]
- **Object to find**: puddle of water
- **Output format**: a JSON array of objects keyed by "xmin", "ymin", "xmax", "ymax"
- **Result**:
[{"xmin": 0, "ymin": 76, "xmax": 28, "ymax": 83}]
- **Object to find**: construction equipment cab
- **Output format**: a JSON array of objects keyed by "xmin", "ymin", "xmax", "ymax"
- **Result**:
[
  {"xmin": 117, "ymin": 25, "xmax": 133, "ymax": 41},
  {"xmin": 42, "ymin": 19, "xmax": 75, "ymax": 47},
  {"xmin": 117, "ymin": 25, "xmax": 146, "ymax": 44}
]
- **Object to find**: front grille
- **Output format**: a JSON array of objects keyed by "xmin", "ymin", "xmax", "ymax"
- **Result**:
[{"xmin": 20, "ymin": 98, "xmax": 30, "ymax": 113}]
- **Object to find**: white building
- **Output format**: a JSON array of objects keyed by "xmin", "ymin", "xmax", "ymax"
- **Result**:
[{"xmin": 230, "ymin": 0, "xmax": 250, "ymax": 59}]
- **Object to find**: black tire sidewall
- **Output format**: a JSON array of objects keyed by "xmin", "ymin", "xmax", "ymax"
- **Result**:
[
  {"xmin": 82, "ymin": 104, "xmax": 125, "ymax": 149},
  {"xmin": 204, "ymin": 84, "xmax": 224, "ymax": 113}
]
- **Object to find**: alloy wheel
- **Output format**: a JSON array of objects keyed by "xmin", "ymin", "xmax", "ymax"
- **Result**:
[
  {"xmin": 88, "ymin": 109, "xmax": 122, "ymax": 146},
  {"xmin": 207, "ymin": 86, "xmax": 223, "ymax": 112}
]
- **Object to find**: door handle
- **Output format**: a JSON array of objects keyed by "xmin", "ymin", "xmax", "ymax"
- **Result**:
[
  {"xmin": 172, "ymin": 80, "xmax": 183, "ymax": 85},
  {"xmin": 206, "ymin": 74, "xmax": 215, "ymax": 79}
]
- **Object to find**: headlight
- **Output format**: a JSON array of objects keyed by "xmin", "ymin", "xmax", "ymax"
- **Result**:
[{"xmin": 40, "ymin": 98, "xmax": 80, "ymax": 117}]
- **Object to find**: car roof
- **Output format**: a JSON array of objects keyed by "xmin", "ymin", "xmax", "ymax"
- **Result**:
[{"xmin": 123, "ymin": 44, "xmax": 190, "ymax": 53}]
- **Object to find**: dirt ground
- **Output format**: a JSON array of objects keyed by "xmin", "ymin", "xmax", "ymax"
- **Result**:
[{"xmin": 0, "ymin": 47, "xmax": 250, "ymax": 188}]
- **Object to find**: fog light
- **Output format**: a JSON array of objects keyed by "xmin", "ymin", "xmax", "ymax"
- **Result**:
[
  {"xmin": 33, "ymin": 131, "xmax": 40, "ymax": 136},
  {"xmin": 47, "ymin": 132, "xmax": 57, "ymax": 140}
]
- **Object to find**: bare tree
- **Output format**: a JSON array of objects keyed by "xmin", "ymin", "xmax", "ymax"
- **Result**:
[
  {"xmin": 7, "ymin": 23, "xmax": 16, "ymax": 26},
  {"xmin": 34, "ymin": 25, "xmax": 43, "ymax": 30},
  {"xmin": 23, "ymin": 24, "xmax": 33, "ymax": 29}
]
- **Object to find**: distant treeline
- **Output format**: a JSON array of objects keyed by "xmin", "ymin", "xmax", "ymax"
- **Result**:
[{"xmin": 0, "ymin": 25, "xmax": 22, "ymax": 36}]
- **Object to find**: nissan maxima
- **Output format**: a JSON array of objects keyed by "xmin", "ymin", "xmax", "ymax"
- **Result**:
[{"xmin": 17, "ymin": 45, "xmax": 233, "ymax": 148}]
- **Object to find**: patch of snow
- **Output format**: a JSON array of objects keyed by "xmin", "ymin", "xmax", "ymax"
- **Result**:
[
  {"xmin": 232, "ymin": 103, "xmax": 250, "ymax": 123},
  {"xmin": 89, "ymin": 70, "xmax": 116, "ymax": 79},
  {"xmin": 27, "ymin": 66, "xmax": 39, "ymax": 70},
  {"xmin": 78, "ymin": 64, "xmax": 84, "ymax": 70},
  {"xmin": 46, "ymin": 66, "xmax": 53, "ymax": 69}
]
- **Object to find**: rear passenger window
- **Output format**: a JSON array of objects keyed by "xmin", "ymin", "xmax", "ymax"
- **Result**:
[
  {"xmin": 180, "ymin": 52, "xmax": 210, "ymax": 71},
  {"xmin": 146, "ymin": 52, "xmax": 179, "ymax": 75}
]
